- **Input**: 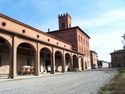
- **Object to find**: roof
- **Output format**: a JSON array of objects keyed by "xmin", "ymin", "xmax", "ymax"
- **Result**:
[
  {"xmin": 98, "ymin": 60, "xmax": 110, "ymax": 63},
  {"xmin": 90, "ymin": 50, "xmax": 97, "ymax": 54},
  {"xmin": 110, "ymin": 49, "xmax": 125, "ymax": 54},
  {"xmin": 0, "ymin": 13, "xmax": 71, "ymax": 45},
  {"xmin": 48, "ymin": 26, "xmax": 90, "ymax": 38}
]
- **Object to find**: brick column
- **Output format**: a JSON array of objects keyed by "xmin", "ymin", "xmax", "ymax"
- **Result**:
[
  {"xmin": 82, "ymin": 56, "xmax": 84, "ymax": 70},
  {"xmin": 10, "ymin": 35, "xmax": 17, "ymax": 79},
  {"xmin": 51, "ymin": 48, "xmax": 55, "ymax": 74},
  {"xmin": 35, "ymin": 42, "xmax": 40, "ymax": 76},
  {"xmin": 77, "ymin": 55, "xmax": 80, "ymax": 70},
  {"xmin": 9, "ymin": 47, "xmax": 13, "ymax": 78},
  {"xmin": 62, "ymin": 51, "xmax": 65, "ymax": 73},
  {"xmin": 70, "ymin": 55, "xmax": 73, "ymax": 71}
]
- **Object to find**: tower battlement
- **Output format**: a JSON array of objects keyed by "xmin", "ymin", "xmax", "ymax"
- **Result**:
[
  {"xmin": 58, "ymin": 13, "xmax": 71, "ymax": 18},
  {"xmin": 58, "ymin": 13, "xmax": 72, "ymax": 30}
]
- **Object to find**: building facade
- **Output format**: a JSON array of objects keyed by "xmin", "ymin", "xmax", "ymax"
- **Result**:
[
  {"xmin": 0, "ymin": 13, "xmax": 87, "ymax": 79},
  {"xmin": 90, "ymin": 51, "xmax": 98, "ymax": 69},
  {"xmin": 97, "ymin": 60, "xmax": 109, "ymax": 68},
  {"xmin": 110, "ymin": 50, "xmax": 125, "ymax": 67},
  {"xmin": 48, "ymin": 13, "xmax": 91, "ymax": 69}
]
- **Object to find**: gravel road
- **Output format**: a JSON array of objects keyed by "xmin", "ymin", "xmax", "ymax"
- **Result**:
[{"xmin": 0, "ymin": 68, "xmax": 118, "ymax": 94}]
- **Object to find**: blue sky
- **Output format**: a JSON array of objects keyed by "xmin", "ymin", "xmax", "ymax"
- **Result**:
[{"xmin": 0, "ymin": 0, "xmax": 125, "ymax": 61}]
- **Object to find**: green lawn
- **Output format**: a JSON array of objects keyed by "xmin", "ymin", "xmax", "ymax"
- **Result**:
[{"xmin": 99, "ymin": 68, "xmax": 125, "ymax": 94}]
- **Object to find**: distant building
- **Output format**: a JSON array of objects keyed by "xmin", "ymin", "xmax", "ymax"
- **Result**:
[
  {"xmin": 90, "ymin": 51, "xmax": 98, "ymax": 69},
  {"xmin": 97, "ymin": 60, "xmax": 109, "ymax": 68},
  {"xmin": 110, "ymin": 34, "xmax": 125, "ymax": 68},
  {"xmin": 110, "ymin": 50, "xmax": 125, "ymax": 67}
]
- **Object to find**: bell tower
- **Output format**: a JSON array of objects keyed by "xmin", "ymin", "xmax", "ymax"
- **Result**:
[{"xmin": 58, "ymin": 13, "xmax": 72, "ymax": 30}]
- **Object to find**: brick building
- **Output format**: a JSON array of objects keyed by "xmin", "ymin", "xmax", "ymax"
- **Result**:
[
  {"xmin": 90, "ymin": 51, "xmax": 98, "ymax": 69},
  {"xmin": 48, "ymin": 13, "xmax": 91, "ymax": 69},
  {"xmin": 110, "ymin": 49, "xmax": 125, "ymax": 67},
  {"xmin": 110, "ymin": 34, "xmax": 125, "ymax": 68},
  {"xmin": 0, "ymin": 13, "xmax": 91, "ymax": 79}
]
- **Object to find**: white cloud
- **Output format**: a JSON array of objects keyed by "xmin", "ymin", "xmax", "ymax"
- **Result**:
[{"xmin": 74, "ymin": 9, "xmax": 125, "ymax": 27}]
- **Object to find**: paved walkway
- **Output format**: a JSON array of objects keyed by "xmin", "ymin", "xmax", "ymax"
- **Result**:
[{"xmin": 0, "ymin": 68, "xmax": 118, "ymax": 94}]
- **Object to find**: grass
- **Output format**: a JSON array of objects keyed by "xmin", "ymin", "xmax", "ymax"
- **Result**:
[{"xmin": 99, "ymin": 68, "xmax": 125, "ymax": 94}]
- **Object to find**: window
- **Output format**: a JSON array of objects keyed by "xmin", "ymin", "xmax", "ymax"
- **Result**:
[
  {"xmin": 0, "ymin": 56, "xmax": 1, "ymax": 66},
  {"xmin": 81, "ymin": 37, "xmax": 82, "ymax": 42},
  {"xmin": 37, "ymin": 35, "xmax": 39, "ymax": 38},
  {"xmin": 70, "ymin": 34, "xmax": 76, "ymax": 43},
  {"xmin": 22, "ymin": 30, "xmax": 26, "ymax": 33},
  {"xmin": 48, "ymin": 39, "xmax": 50, "ymax": 41},
  {"xmin": 114, "ymin": 56, "xmax": 117, "ymax": 60},
  {"xmin": 61, "ymin": 23, "xmax": 65, "ymax": 29},
  {"xmin": 1, "ymin": 22, "xmax": 6, "ymax": 26},
  {"xmin": 83, "ymin": 39, "xmax": 85, "ymax": 44},
  {"xmin": 78, "ymin": 35, "xmax": 80, "ymax": 41}
]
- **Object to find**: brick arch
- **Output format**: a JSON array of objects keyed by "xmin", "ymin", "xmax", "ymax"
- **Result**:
[
  {"xmin": 72, "ymin": 54, "xmax": 78, "ymax": 70},
  {"xmin": 72, "ymin": 53, "xmax": 78, "ymax": 57},
  {"xmin": 0, "ymin": 36, "xmax": 11, "ymax": 77},
  {"xmin": 40, "ymin": 47, "xmax": 52, "ymax": 73},
  {"xmin": 64, "ymin": 50, "xmax": 71, "ymax": 56},
  {"xmin": 0, "ymin": 36, "xmax": 11, "ymax": 47},
  {"xmin": 78, "ymin": 56, "xmax": 84, "ymax": 70},
  {"xmin": 55, "ymin": 50, "xmax": 63, "ymax": 72},
  {"xmin": 17, "ymin": 42, "xmax": 36, "ymax": 75},
  {"xmin": 55, "ymin": 50, "xmax": 63, "ymax": 56},
  {"xmin": 17, "ymin": 42, "xmax": 36, "ymax": 51},
  {"xmin": 40, "ymin": 47, "xmax": 52, "ymax": 53},
  {"xmin": 53, "ymin": 48, "xmax": 63, "ymax": 54},
  {"xmin": 65, "ymin": 53, "xmax": 72, "ymax": 71}
]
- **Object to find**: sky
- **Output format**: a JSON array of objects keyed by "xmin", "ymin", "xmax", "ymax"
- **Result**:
[{"xmin": 0, "ymin": 0, "xmax": 125, "ymax": 62}]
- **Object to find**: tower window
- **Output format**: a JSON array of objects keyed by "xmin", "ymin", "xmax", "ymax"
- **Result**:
[{"xmin": 61, "ymin": 23, "xmax": 65, "ymax": 29}]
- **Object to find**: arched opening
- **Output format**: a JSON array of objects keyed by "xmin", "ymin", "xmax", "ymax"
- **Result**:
[
  {"xmin": 0, "ymin": 37, "xmax": 11, "ymax": 77},
  {"xmin": 55, "ymin": 51, "xmax": 63, "ymax": 72},
  {"xmin": 73, "ymin": 55, "xmax": 78, "ymax": 70},
  {"xmin": 65, "ymin": 53, "xmax": 72, "ymax": 71},
  {"xmin": 17, "ymin": 43, "xmax": 35, "ymax": 75},
  {"xmin": 40, "ymin": 48, "xmax": 51, "ymax": 73},
  {"xmin": 79, "ymin": 57, "xmax": 84, "ymax": 70}
]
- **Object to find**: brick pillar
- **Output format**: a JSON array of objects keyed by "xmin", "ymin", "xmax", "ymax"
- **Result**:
[
  {"xmin": 10, "ymin": 36, "xmax": 17, "ymax": 79},
  {"xmin": 35, "ymin": 42, "xmax": 40, "ymax": 76},
  {"xmin": 70, "ymin": 54, "xmax": 73, "ymax": 71},
  {"xmin": 82, "ymin": 56, "xmax": 84, "ymax": 70},
  {"xmin": 77, "ymin": 55, "xmax": 80, "ymax": 71},
  {"xmin": 62, "ymin": 51, "xmax": 65, "ymax": 73},
  {"xmin": 51, "ymin": 48, "xmax": 55, "ymax": 74},
  {"xmin": 9, "ymin": 47, "xmax": 13, "ymax": 78}
]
